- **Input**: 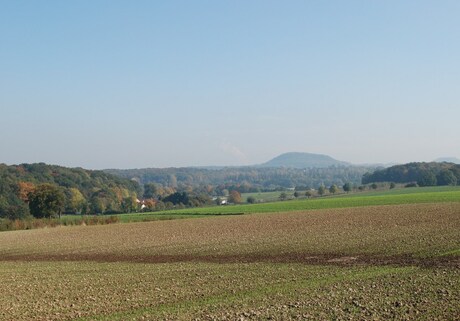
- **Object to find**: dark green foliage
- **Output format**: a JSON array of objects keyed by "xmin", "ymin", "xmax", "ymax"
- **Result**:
[
  {"xmin": 106, "ymin": 166, "xmax": 372, "ymax": 192},
  {"xmin": 0, "ymin": 195, "xmax": 30, "ymax": 220},
  {"xmin": 161, "ymin": 191, "xmax": 212, "ymax": 208},
  {"xmin": 0, "ymin": 163, "xmax": 140, "ymax": 218},
  {"xmin": 343, "ymin": 182, "xmax": 352, "ymax": 192},
  {"xmin": 143, "ymin": 183, "xmax": 158, "ymax": 199},
  {"xmin": 363, "ymin": 162, "xmax": 460, "ymax": 187},
  {"xmin": 390, "ymin": 182, "xmax": 396, "ymax": 189},
  {"xmin": 417, "ymin": 171, "xmax": 437, "ymax": 187},
  {"xmin": 29, "ymin": 184, "xmax": 65, "ymax": 218},
  {"xmin": 247, "ymin": 196, "xmax": 256, "ymax": 204},
  {"xmin": 405, "ymin": 183, "xmax": 418, "ymax": 188},
  {"xmin": 279, "ymin": 192, "xmax": 288, "ymax": 200},
  {"xmin": 317, "ymin": 185, "xmax": 326, "ymax": 196},
  {"xmin": 121, "ymin": 196, "xmax": 138, "ymax": 213},
  {"xmin": 329, "ymin": 184, "xmax": 338, "ymax": 194},
  {"xmin": 163, "ymin": 192, "xmax": 189, "ymax": 206},
  {"xmin": 437, "ymin": 169, "xmax": 457, "ymax": 186}
]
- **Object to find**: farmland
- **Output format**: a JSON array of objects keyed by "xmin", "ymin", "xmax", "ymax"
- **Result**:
[
  {"xmin": 0, "ymin": 193, "xmax": 459, "ymax": 320},
  {"xmin": 123, "ymin": 186, "xmax": 460, "ymax": 220}
]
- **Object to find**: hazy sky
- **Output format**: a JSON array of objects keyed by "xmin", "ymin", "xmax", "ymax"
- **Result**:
[{"xmin": 1, "ymin": 1, "xmax": 459, "ymax": 169}]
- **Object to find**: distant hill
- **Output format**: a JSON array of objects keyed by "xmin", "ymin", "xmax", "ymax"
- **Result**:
[
  {"xmin": 259, "ymin": 152, "xmax": 350, "ymax": 168},
  {"xmin": 434, "ymin": 157, "xmax": 460, "ymax": 164}
]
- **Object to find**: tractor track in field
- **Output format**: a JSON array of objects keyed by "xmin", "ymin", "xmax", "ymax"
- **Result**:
[{"xmin": 1, "ymin": 252, "xmax": 458, "ymax": 268}]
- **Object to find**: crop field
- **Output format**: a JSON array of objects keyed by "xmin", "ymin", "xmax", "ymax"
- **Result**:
[
  {"xmin": 142, "ymin": 187, "xmax": 460, "ymax": 217},
  {"xmin": 242, "ymin": 186, "xmax": 460, "ymax": 203},
  {"xmin": 241, "ymin": 191, "xmax": 296, "ymax": 202},
  {"xmin": 0, "ymin": 200, "xmax": 459, "ymax": 320}
]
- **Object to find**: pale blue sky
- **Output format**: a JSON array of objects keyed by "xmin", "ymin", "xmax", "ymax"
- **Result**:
[{"xmin": 1, "ymin": 1, "xmax": 459, "ymax": 169}]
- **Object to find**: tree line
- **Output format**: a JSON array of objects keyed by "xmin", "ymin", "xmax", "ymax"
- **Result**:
[
  {"xmin": 362, "ymin": 162, "xmax": 460, "ymax": 186},
  {"xmin": 0, "ymin": 163, "xmax": 141, "ymax": 219},
  {"xmin": 105, "ymin": 166, "xmax": 373, "ymax": 193}
]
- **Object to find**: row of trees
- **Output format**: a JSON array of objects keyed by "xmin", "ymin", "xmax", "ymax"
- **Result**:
[
  {"xmin": 1, "ymin": 164, "xmax": 261, "ymax": 219},
  {"xmin": 106, "ymin": 166, "xmax": 373, "ymax": 192},
  {"xmin": 0, "ymin": 163, "xmax": 141, "ymax": 219}
]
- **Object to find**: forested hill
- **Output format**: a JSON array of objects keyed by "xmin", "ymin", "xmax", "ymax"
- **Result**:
[
  {"xmin": 362, "ymin": 162, "xmax": 460, "ymax": 186},
  {"xmin": 105, "ymin": 166, "xmax": 372, "ymax": 191},
  {"xmin": 259, "ymin": 152, "xmax": 349, "ymax": 168},
  {"xmin": 0, "ymin": 163, "xmax": 140, "ymax": 219}
]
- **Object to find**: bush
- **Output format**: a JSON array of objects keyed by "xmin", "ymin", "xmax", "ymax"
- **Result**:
[
  {"xmin": 0, "ymin": 215, "xmax": 120, "ymax": 232},
  {"xmin": 405, "ymin": 182, "xmax": 418, "ymax": 188}
]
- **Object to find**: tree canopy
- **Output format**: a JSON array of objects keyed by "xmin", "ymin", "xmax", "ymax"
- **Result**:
[
  {"xmin": 0, "ymin": 163, "xmax": 140, "ymax": 218},
  {"xmin": 362, "ymin": 162, "xmax": 460, "ymax": 187},
  {"xmin": 29, "ymin": 184, "xmax": 65, "ymax": 218}
]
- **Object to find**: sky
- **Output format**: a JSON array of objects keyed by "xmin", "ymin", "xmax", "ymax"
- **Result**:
[{"xmin": 1, "ymin": 1, "xmax": 459, "ymax": 169}]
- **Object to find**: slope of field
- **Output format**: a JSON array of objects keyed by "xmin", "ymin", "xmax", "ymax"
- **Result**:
[
  {"xmin": 0, "ymin": 202, "xmax": 459, "ymax": 320},
  {"xmin": 133, "ymin": 187, "xmax": 460, "ymax": 218}
]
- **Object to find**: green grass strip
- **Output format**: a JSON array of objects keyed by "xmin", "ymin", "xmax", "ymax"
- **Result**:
[{"xmin": 136, "ymin": 190, "xmax": 460, "ymax": 216}]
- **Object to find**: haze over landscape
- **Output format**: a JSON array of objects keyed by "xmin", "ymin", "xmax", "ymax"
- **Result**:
[
  {"xmin": 1, "ymin": 1, "xmax": 459, "ymax": 169},
  {"xmin": 1, "ymin": 2, "xmax": 460, "ymax": 320}
]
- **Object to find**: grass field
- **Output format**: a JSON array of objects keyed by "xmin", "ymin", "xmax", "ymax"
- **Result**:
[
  {"xmin": 0, "ymin": 192, "xmax": 459, "ymax": 320},
  {"xmin": 242, "ymin": 186, "xmax": 460, "ymax": 202},
  {"xmin": 241, "ymin": 190, "xmax": 296, "ymax": 202},
  {"xmin": 133, "ymin": 186, "xmax": 460, "ymax": 218}
]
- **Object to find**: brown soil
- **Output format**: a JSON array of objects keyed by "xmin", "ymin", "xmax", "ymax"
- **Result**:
[{"xmin": 1, "ymin": 252, "xmax": 458, "ymax": 268}]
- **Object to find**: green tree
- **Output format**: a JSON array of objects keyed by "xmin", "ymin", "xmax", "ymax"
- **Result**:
[
  {"xmin": 437, "ymin": 170, "xmax": 457, "ymax": 186},
  {"xmin": 155, "ymin": 201, "xmax": 165, "ymax": 211},
  {"xmin": 279, "ymin": 192, "xmax": 288, "ymax": 201},
  {"xmin": 317, "ymin": 185, "xmax": 326, "ymax": 196},
  {"xmin": 143, "ymin": 183, "xmax": 158, "ymax": 199},
  {"xmin": 389, "ymin": 182, "xmax": 396, "ymax": 189},
  {"xmin": 121, "ymin": 196, "xmax": 138, "ymax": 213},
  {"xmin": 417, "ymin": 171, "xmax": 437, "ymax": 187},
  {"xmin": 329, "ymin": 184, "xmax": 338, "ymax": 194},
  {"xmin": 343, "ymin": 182, "xmax": 352, "ymax": 193},
  {"xmin": 293, "ymin": 191, "xmax": 300, "ymax": 198},
  {"xmin": 89, "ymin": 196, "xmax": 106, "ymax": 214},
  {"xmin": 0, "ymin": 195, "xmax": 30, "ymax": 219},
  {"xmin": 28, "ymin": 184, "xmax": 65, "ymax": 218},
  {"xmin": 305, "ymin": 191, "xmax": 312, "ymax": 198},
  {"xmin": 371, "ymin": 183, "xmax": 378, "ymax": 190},
  {"xmin": 247, "ymin": 196, "xmax": 256, "ymax": 204},
  {"xmin": 67, "ymin": 188, "xmax": 86, "ymax": 214}
]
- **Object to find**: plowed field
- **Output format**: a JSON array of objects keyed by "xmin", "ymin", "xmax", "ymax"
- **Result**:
[{"xmin": 1, "ymin": 202, "xmax": 459, "ymax": 320}]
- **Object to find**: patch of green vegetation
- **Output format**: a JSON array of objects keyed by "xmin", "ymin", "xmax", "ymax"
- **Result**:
[
  {"xmin": 241, "ymin": 191, "xmax": 296, "ymax": 202},
  {"xmin": 336, "ymin": 185, "xmax": 460, "ymax": 198},
  {"xmin": 138, "ymin": 188, "xmax": 460, "ymax": 216},
  {"xmin": 438, "ymin": 248, "xmax": 460, "ymax": 256}
]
